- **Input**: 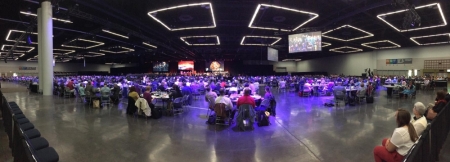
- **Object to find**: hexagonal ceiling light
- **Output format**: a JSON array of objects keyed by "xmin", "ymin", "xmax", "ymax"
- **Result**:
[
  {"xmin": 147, "ymin": 2, "xmax": 216, "ymax": 31},
  {"xmin": 248, "ymin": 4, "xmax": 319, "ymax": 31}
]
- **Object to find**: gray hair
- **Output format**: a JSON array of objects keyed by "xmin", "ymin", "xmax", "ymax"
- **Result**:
[{"xmin": 414, "ymin": 102, "xmax": 426, "ymax": 115}]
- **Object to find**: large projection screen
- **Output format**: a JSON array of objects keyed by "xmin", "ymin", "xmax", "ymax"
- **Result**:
[{"xmin": 288, "ymin": 31, "xmax": 322, "ymax": 53}]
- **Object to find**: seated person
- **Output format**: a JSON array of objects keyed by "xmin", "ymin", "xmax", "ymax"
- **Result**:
[
  {"xmin": 143, "ymin": 86, "xmax": 154, "ymax": 108},
  {"xmin": 333, "ymin": 82, "xmax": 345, "ymax": 94},
  {"xmin": 373, "ymin": 109, "xmax": 417, "ymax": 162},
  {"xmin": 110, "ymin": 84, "xmax": 121, "ymax": 103},
  {"xmin": 366, "ymin": 82, "xmax": 374, "ymax": 96},
  {"xmin": 411, "ymin": 102, "xmax": 427, "ymax": 136},
  {"xmin": 237, "ymin": 88, "xmax": 256, "ymax": 108},
  {"xmin": 303, "ymin": 82, "xmax": 312, "ymax": 93},
  {"xmin": 100, "ymin": 84, "xmax": 111, "ymax": 96},
  {"xmin": 127, "ymin": 87, "xmax": 139, "ymax": 115},
  {"xmin": 426, "ymin": 91, "xmax": 448, "ymax": 120},
  {"xmin": 356, "ymin": 84, "xmax": 366, "ymax": 97},
  {"xmin": 169, "ymin": 85, "xmax": 183, "ymax": 99},
  {"xmin": 392, "ymin": 77, "xmax": 398, "ymax": 84},
  {"xmin": 85, "ymin": 82, "xmax": 97, "ymax": 98},
  {"xmin": 279, "ymin": 79, "xmax": 286, "ymax": 89},
  {"xmin": 443, "ymin": 88, "xmax": 450, "ymax": 102},
  {"xmin": 263, "ymin": 86, "xmax": 274, "ymax": 101},
  {"xmin": 78, "ymin": 85, "xmax": 85, "ymax": 97},
  {"xmin": 205, "ymin": 87, "xmax": 217, "ymax": 110},
  {"xmin": 215, "ymin": 88, "xmax": 236, "ymax": 119}
]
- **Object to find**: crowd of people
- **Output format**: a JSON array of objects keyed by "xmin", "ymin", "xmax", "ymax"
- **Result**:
[
  {"xmin": 373, "ymin": 90, "xmax": 450, "ymax": 162},
  {"xmin": 2, "ymin": 73, "xmax": 449, "ymax": 161}
]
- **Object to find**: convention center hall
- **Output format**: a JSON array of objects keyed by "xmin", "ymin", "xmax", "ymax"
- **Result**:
[{"xmin": 1, "ymin": 0, "xmax": 450, "ymax": 162}]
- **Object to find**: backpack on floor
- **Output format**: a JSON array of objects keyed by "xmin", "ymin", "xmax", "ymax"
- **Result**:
[
  {"xmin": 152, "ymin": 108, "xmax": 163, "ymax": 119},
  {"xmin": 206, "ymin": 115, "xmax": 216, "ymax": 125},
  {"xmin": 366, "ymin": 96, "xmax": 374, "ymax": 103},
  {"xmin": 257, "ymin": 111, "xmax": 270, "ymax": 127}
]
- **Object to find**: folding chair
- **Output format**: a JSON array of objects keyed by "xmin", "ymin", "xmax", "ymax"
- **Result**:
[
  {"xmin": 214, "ymin": 103, "xmax": 231, "ymax": 126},
  {"xmin": 333, "ymin": 91, "xmax": 346, "ymax": 106},
  {"xmin": 172, "ymin": 97, "xmax": 184, "ymax": 115},
  {"xmin": 100, "ymin": 91, "xmax": 111, "ymax": 107}
]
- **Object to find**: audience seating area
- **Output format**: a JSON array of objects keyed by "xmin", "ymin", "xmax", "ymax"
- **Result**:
[
  {"xmin": 0, "ymin": 90, "xmax": 59, "ymax": 162},
  {"xmin": 402, "ymin": 101, "xmax": 450, "ymax": 162}
]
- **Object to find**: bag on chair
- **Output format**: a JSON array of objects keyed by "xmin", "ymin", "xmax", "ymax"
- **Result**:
[{"xmin": 93, "ymin": 100, "xmax": 100, "ymax": 108}]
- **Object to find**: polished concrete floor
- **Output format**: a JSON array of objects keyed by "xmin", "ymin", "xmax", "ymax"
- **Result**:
[{"xmin": 0, "ymin": 81, "xmax": 445, "ymax": 162}]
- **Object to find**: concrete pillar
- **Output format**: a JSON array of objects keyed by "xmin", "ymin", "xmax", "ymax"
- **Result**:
[
  {"xmin": 41, "ymin": 1, "xmax": 53, "ymax": 96},
  {"xmin": 37, "ymin": 8, "xmax": 43, "ymax": 93}
]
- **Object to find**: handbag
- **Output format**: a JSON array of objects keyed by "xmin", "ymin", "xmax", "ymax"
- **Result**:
[{"xmin": 93, "ymin": 100, "xmax": 100, "ymax": 108}]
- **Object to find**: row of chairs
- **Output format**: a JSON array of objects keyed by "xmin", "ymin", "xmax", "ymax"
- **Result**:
[{"xmin": 0, "ymin": 95, "xmax": 59, "ymax": 162}]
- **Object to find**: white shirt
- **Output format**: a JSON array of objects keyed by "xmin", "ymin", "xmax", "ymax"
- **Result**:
[
  {"xmin": 279, "ymin": 81, "xmax": 286, "ymax": 88},
  {"xmin": 412, "ymin": 116, "xmax": 427, "ymax": 136},
  {"xmin": 390, "ymin": 127, "xmax": 415, "ymax": 156},
  {"xmin": 215, "ymin": 96, "xmax": 233, "ymax": 110}
]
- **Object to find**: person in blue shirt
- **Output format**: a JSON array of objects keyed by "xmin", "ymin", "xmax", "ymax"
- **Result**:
[
  {"xmin": 181, "ymin": 83, "xmax": 192, "ymax": 105},
  {"xmin": 392, "ymin": 77, "xmax": 398, "ymax": 84}
]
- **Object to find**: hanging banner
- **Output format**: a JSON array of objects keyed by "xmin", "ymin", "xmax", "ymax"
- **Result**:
[{"xmin": 386, "ymin": 58, "xmax": 412, "ymax": 64}]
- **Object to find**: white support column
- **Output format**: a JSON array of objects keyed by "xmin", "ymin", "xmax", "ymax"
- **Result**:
[
  {"xmin": 37, "ymin": 8, "xmax": 43, "ymax": 93},
  {"xmin": 41, "ymin": 1, "xmax": 53, "ymax": 96}
]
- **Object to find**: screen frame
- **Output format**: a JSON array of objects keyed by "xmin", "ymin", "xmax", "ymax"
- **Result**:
[
  {"xmin": 288, "ymin": 31, "xmax": 322, "ymax": 53},
  {"xmin": 178, "ymin": 61, "xmax": 194, "ymax": 71}
]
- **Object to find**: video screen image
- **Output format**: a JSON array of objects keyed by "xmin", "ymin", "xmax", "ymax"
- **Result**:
[
  {"xmin": 178, "ymin": 61, "xmax": 194, "ymax": 70},
  {"xmin": 288, "ymin": 31, "xmax": 322, "ymax": 53},
  {"xmin": 267, "ymin": 47, "xmax": 278, "ymax": 62},
  {"xmin": 205, "ymin": 61, "xmax": 224, "ymax": 72},
  {"xmin": 153, "ymin": 62, "xmax": 168, "ymax": 72}
]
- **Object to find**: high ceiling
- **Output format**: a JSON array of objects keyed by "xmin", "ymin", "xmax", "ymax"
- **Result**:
[{"xmin": 0, "ymin": 0, "xmax": 449, "ymax": 64}]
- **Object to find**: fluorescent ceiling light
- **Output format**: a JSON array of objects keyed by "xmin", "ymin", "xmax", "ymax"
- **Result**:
[
  {"xmin": 20, "ymin": 11, "xmax": 73, "ymax": 23},
  {"xmin": 376, "ymin": 3, "xmax": 447, "ymax": 32},
  {"xmin": 142, "ymin": 42, "xmax": 157, "ymax": 48},
  {"xmin": 0, "ymin": 57, "xmax": 18, "ymax": 61},
  {"xmin": 179, "ymin": 35, "xmax": 220, "ymax": 46},
  {"xmin": 54, "ymin": 49, "xmax": 75, "ymax": 55},
  {"xmin": 5, "ymin": 30, "xmax": 39, "ymax": 44},
  {"xmin": 361, "ymin": 40, "xmax": 401, "ymax": 49},
  {"xmin": 0, "ymin": 52, "xmax": 24, "ymax": 57},
  {"xmin": 323, "ymin": 25, "xmax": 374, "ymax": 41},
  {"xmin": 102, "ymin": 29, "xmax": 129, "ymax": 39},
  {"xmin": 147, "ymin": 3, "xmax": 216, "ymax": 31},
  {"xmin": 329, "ymin": 46, "xmax": 363, "ymax": 53},
  {"xmin": 100, "ymin": 46, "xmax": 135, "ymax": 54},
  {"xmin": 27, "ymin": 58, "xmax": 37, "ymax": 61},
  {"xmin": 61, "ymin": 38, "xmax": 105, "ymax": 49},
  {"xmin": 1, "ymin": 45, "xmax": 35, "ymax": 52},
  {"xmin": 248, "ymin": 4, "xmax": 319, "ymax": 31},
  {"xmin": 322, "ymin": 42, "xmax": 332, "ymax": 47},
  {"xmin": 410, "ymin": 33, "xmax": 450, "ymax": 45},
  {"xmin": 240, "ymin": 36, "xmax": 282, "ymax": 46},
  {"xmin": 282, "ymin": 59, "xmax": 301, "ymax": 61},
  {"xmin": 84, "ymin": 52, "xmax": 105, "ymax": 57}
]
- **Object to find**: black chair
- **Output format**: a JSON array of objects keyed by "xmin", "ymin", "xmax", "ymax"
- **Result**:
[
  {"xmin": 126, "ymin": 97, "xmax": 138, "ymax": 115},
  {"xmin": 34, "ymin": 147, "xmax": 59, "ymax": 162}
]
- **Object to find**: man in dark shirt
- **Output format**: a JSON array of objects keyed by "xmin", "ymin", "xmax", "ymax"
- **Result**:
[{"xmin": 443, "ymin": 88, "xmax": 450, "ymax": 102}]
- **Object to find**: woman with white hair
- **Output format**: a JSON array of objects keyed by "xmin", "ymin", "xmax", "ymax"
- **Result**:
[{"xmin": 411, "ymin": 102, "xmax": 427, "ymax": 136}]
